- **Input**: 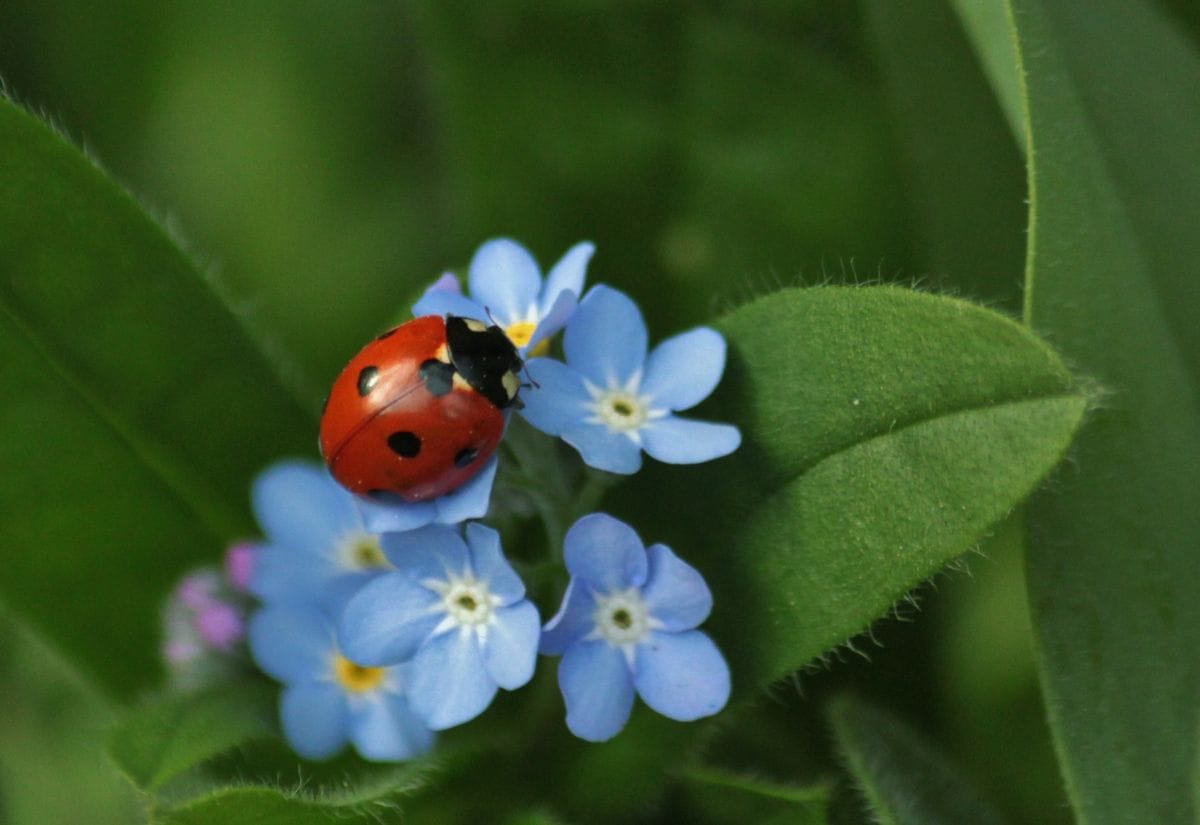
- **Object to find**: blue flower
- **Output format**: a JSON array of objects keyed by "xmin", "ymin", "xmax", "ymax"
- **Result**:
[
  {"xmin": 338, "ymin": 523, "xmax": 541, "ymax": 730},
  {"xmin": 250, "ymin": 461, "xmax": 394, "ymax": 613},
  {"xmin": 519, "ymin": 285, "xmax": 741, "ymax": 474},
  {"xmin": 353, "ymin": 455, "xmax": 499, "ymax": 534},
  {"xmin": 249, "ymin": 604, "xmax": 434, "ymax": 761},
  {"xmin": 540, "ymin": 513, "xmax": 730, "ymax": 742},
  {"xmin": 413, "ymin": 238, "xmax": 595, "ymax": 354}
]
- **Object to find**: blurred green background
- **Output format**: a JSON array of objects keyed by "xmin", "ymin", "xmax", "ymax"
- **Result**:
[{"xmin": 2, "ymin": 2, "xmax": 1195, "ymax": 822}]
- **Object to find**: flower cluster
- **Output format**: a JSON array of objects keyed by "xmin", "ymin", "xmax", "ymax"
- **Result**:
[
  {"xmin": 168, "ymin": 238, "xmax": 739, "ymax": 761},
  {"xmin": 161, "ymin": 544, "xmax": 256, "ymax": 690}
]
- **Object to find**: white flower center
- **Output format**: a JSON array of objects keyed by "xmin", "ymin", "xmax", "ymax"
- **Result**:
[
  {"xmin": 584, "ymin": 374, "xmax": 666, "ymax": 437},
  {"xmin": 427, "ymin": 570, "xmax": 500, "ymax": 629},
  {"xmin": 592, "ymin": 588, "xmax": 651, "ymax": 647},
  {"xmin": 339, "ymin": 532, "xmax": 390, "ymax": 572}
]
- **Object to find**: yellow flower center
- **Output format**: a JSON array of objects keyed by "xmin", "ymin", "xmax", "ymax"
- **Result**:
[
  {"xmin": 504, "ymin": 320, "xmax": 538, "ymax": 349},
  {"xmin": 334, "ymin": 654, "xmax": 386, "ymax": 693}
]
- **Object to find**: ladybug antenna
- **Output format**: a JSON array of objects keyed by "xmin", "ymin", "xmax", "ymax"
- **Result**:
[
  {"xmin": 484, "ymin": 306, "xmax": 500, "ymax": 328},
  {"xmin": 521, "ymin": 362, "xmax": 541, "ymax": 391}
]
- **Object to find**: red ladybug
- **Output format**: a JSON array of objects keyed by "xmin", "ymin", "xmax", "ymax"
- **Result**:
[{"xmin": 320, "ymin": 315, "xmax": 524, "ymax": 502}]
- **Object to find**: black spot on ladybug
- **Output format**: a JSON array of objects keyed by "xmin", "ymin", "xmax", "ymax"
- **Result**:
[
  {"xmin": 387, "ymin": 431, "xmax": 422, "ymax": 458},
  {"xmin": 419, "ymin": 359, "xmax": 455, "ymax": 396},
  {"xmin": 454, "ymin": 447, "xmax": 479, "ymax": 468},
  {"xmin": 366, "ymin": 489, "xmax": 390, "ymax": 500},
  {"xmin": 375, "ymin": 326, "xmax": 399, "ymax": 341},
  {"xmin": 357, "ymin": 365, "xmax": 380, "ymax": 397}
]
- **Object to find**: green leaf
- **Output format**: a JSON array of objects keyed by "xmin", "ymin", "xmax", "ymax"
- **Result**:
[
  {"xmin": 949, "ymin": 0, "xmax": 1026, "ymax": 148},
  {"xmin": 0, "ymin": 95, "xmax": 314, "ymax": 696},
  {"xmin": 153, "ymin": 760, "xmax": 439, "ymax": 825},
  {"xmin": 681, "ymin": 765, "xmax": 828, "ymax": 825},
  {"xmin": 614, "ymin": 286, "xmax": 1085, "ymax": 692},
  {"xmin": 1001, "ymin": 0, "xmax": 1200, "ymax": 821},
  {"xmin": 865, "ymin": 0, "xmax": 1027, "ymax": 312},
  {"xmin": 107, "ymin": 684, "xmax": 276, "ymax": 793},
  {"xmin": 827, "ymin": 694, "xmax": 1009, "ymax": 825}
]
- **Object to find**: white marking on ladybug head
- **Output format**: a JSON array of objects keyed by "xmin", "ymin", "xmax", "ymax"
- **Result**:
[{"xmin": 502, "ymin": 371, "xmax": 520, "ymax": 401}]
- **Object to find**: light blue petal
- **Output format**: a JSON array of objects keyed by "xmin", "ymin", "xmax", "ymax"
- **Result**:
[
  {"xmin": 432, "ymin": 456, "xmax": 498, "ymax": 524},
  {"xmin": 338, "ymin": 575, "xmax": 443, "ymax": 666},
  {"xmin": 539, "ymin": 580, "xmax": 597, "ymax": 655},
  {"xmin": 412, "ymin": 288, "xmax": 487, "ymax": 322},
  {"xmin": 538, "ymin": 241, "xmax": 595, "ymax": 316},
  {"xmin": 280, "ymin": 683, "xmax": 348, "ymax": 760},
  {"xmin": 519, "ymin": 358, "xmax": 592, "ymax": 437},
  {"xmin": 482, "ymin": 600, "xmax": 540, "ymax": 690},
  {"xmin": 464, "ymin": 522, "xmax": 525, "ymax": 604},
  {"xmin": 409, "ymin": 630, "xmax": 498, "ymax": 729},
  {"xmin": 381, "ymin": 524, "xmax": 470, "ymax": 580},
  {"xmin": 249, "ymin": 606, "xmax": 336, "ymax": 684},
  {"xmin": 251, "ymin": 542, "xmax": 380, "ymax": 614},
  {"xmin": 641, "ymin": 327, "xmax": 727, "ymax": 411},
  {"xmin": 250, "ymin": 544, "xmax": 336, "ymax": 605},
  {"xmin": 349, "ymin": 691, "xmax": 436, "ymax": 761},
  {"xmin": 527, "ymin": 288, "xmax": 578, "ymax": 351},
  {"xmin": 563, "ymin": 513, "xmax": 648, "ymax": 592},
  {"xmin": 252, "ymin": 461, "xmax": 360, "ymax": 553},
  {"xmin": 641, "ymin": 417, "xmax": 741, "ymax": 465},
  {"xmin": 559, "ymin": 640, "xmax": 635, "ymax": 742},
  {"xmin": 563, "ymin": 285, "xmax": 647, "ymax": 387},
  {"xmin": 633, "ymin": 630, "xmax": 730, "ymax": 722},
  {"xmin": 641, "ymin": 544, "xmax": 712, "ymax": 631},
  {"xmin": 356, "ymin": 493, "xmax": 437, "ymax": 534},
  {"xmin": 468, "ymin": 238, "xmax": 542, "ymax": 326},
  {"xmin": 561, "ymin": 422, "xmax": 644, "ymax": 474},
  {"xmin": 323, "ymin": 570, "xmax": 388, "ymax": 615}
]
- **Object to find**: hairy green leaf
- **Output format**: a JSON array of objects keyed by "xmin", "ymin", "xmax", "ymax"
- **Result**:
[
  {"xmin": 107, "ymin": 685, "xmax": 276, "ymax": 793},
  {"xmin": 0, "ymin": 95, "xmax": 314, "ymax": 696},
  {"xmin": 1001, "ymin": 0, "xmax": 1200, "ymax": 821},
  {"xmin": 828, "ymin": 695, "xmax": 1009, "ymax": 825},
  {"xmin": 614, "ymin": 286, "xmax": 1084, "ymax": 692},
  {"xmin": 154, "ymin": 760, "xmax": 438, "ymax": 825}
]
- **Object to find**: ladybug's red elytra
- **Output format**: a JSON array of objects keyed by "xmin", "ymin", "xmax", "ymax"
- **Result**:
[{"xmin": 319, "ymin": 315, "xmax": 524, "ymax": 502}]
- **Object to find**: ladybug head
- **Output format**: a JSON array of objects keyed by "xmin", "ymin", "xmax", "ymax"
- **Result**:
[{"xmin": 445, "ymin": 316, "xmax": 524, "ymax": 409}]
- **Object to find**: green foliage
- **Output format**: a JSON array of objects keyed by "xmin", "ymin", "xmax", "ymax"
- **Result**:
[
  {"xmin": 0, "ymin": 95, "xmax": 313, "ymax": 698},
  {"xmin": 995, "ymin": 0, "xmax": 1200, "ymax": 821},
  {"xmin": 151, "ymin": 762, "xmax": 437, "ymax": 825},
  {"xmin": 2, "ymin": 0, "xmax": 1198, "ymax": 822},
  {"xmin": 681, "ymin": 765, "xmax": 828, "ymax": 824},
  {"xmin": 108, "ymin": 685, "xmax": 275, "ymax": 792},
  {"xmin": 827, "ymin": 694, "xmax": 1009, "ymax": 825},
  {"xmin": 866, "ymin": 0, "xmax": 1026, "ymax": 311},
  {"xmin": 619, "ymin": 286, "xmax": 1085, "ymax": 690}
]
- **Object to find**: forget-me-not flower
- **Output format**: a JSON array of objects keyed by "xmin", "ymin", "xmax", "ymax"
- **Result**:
[
  {"xmin": 413, "ymin": 238, "xmax": 595, "ymax": 354},
  {"xmin": 540, "ymin": 513, "xmax": 730, "ymax": 742},
  {"xmin": 338, "ymin": 523, "xmax": 540, "ymax": 730},
  {"xmin": 249, "ymin": 604, "xmax": 434, "ymax": 761},
  {"xmin": 250, "ymin": 460, "xmax": 394, "ymax": 613},
  {"xmin": 519, "ymin": 285, "xmax": 741, "ymax": 474}
]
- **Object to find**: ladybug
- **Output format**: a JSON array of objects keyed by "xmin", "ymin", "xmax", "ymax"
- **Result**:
[{"xmin": 319, "ymin": 315, "xmax": 524, "ymax": 502}]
